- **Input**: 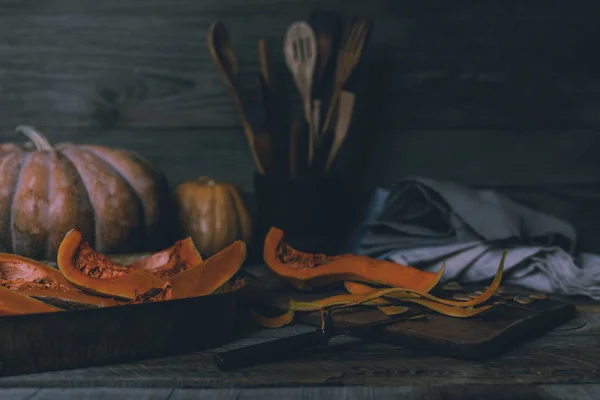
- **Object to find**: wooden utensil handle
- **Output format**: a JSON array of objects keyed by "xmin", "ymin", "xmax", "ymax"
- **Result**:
[
  {"xmin": 289, "ymin": 117, "xmax": 302, "ymax": 177},
  {"xmin": 214, "ymin": 329, "xmax": 330, "ymax": 370},
  {"xmin": 320, "ymin": 85, "xmax": 343, "ymax": 135},
  {"xmin": 304, "ymin": 97, "xmax": 316, "ymax": 165},
  {"xmin": 258, "ymin": 39, "xmax": 270, "ymax": 83}
]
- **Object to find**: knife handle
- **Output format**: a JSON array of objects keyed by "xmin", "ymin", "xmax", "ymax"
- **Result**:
[{"xmin": 214, "ymin": 329, "xmax": 330, "ymax": 371}]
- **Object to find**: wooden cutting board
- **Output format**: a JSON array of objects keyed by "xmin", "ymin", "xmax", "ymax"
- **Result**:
[{"xmin": 245, "ymin": 279, "xmax": 576, "ymax": 361}]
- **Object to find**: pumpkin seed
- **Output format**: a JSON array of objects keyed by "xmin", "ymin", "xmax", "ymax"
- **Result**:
[
  {"xmin": 514, "ymin": 295, "xmax": 535, "ymax": 305},
  {"xmin": 530, "ymin": 292, "xmax": 548, "ymax": 300},
  {"xmin": 493, "ymin": 300, "xmax": 505, "ymax": 305},
  {"xmin": 443, "ymin": 281, "xmax": 463, "ymax": 291},
  {"xmin": 452, "ymin": 293, "xmax": 471, "ymax": 301}
]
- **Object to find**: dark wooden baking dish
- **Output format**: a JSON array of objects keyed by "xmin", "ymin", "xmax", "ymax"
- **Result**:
[{"xmin": 0, "ymin": 289, "xmax": 238, "ymax": 377}]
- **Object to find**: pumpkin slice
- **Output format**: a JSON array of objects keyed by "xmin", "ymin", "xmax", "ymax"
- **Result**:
[
  {"xmin": 0, "ymin": 285, "xmax": 62, "ymax": 315},
  {"xmin": 263, "ymin": 227, "xmax": 439, "ymax": 291},
  {"xmin": 169, "ymin": 240, "xmax": 246, "ymax": 299},
  {"xmin": 57, "ymin": 229, "xmax": 166, "ymax": 300},
  {"xmin": 126, "ymin": 237, "xmax": 203, "ymax": 278},
  {"xmin": 0, "ymin": 252, "xmax": 119, "ymax": 307}
]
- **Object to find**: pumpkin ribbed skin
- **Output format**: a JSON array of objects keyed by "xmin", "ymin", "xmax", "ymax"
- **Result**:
[
  {"xmin": 0, "ymin": 126, "xmax": 171, "ymax": 259},
  {"xmin": 175, "ymin": 177, "xmax": 252, "ymax": 258}
]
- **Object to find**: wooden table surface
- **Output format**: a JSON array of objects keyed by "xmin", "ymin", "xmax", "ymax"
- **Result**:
[{"xmin": 0, "ymin": 268, "xmax": 598, "ymax": 400}]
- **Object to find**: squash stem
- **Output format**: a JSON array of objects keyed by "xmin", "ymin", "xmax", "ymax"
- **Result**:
[{"xmin": 15, "ymin": 125, "xmax": 55, "ymax": 153}]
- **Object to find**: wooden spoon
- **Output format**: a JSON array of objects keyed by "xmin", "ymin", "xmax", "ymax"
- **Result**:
[
  {"xmin": 283, "ymin": 21, "xmax": 318, "ymax": 166},
  {"xmin": 207, "ymin": 21, "xmax": 264, "ymax": 174}
]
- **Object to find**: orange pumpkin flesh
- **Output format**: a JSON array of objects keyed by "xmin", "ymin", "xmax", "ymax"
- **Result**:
[
  {"xmin": 169, "ymin": 240, "xmax": 246, "ymax": 299},
  {"xmin": 263, "ymin": 227, "xmax": 439, "ymax": 291},
  {"xmin": 0, "ymin": 253, "xmax": 119, "ymax": 307},
  {"xmin": 126, "ymin": 237, "xmax": 203, "ymax": 278},
  {"xmin": 57, "ymin": 229, "xmax": 166, "ymax": 300},
  {"xmin": 0, "ymin": 285, "xmax": 62, "ymax": 315}
]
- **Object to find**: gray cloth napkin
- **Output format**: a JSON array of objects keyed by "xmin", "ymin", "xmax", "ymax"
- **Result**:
[{"xmin": 347, "ymin": 177, "xmax": 600, "ymax": 300}]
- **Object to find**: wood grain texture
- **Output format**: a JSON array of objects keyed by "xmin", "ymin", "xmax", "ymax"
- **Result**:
[
  {"xmin": 0, "ymin": 127, "xmax": 256, "ymax": 191},
  {"xmin": 368, "ymin": 130, "xmax": 600, "ymax": 187},
  {"xmin": 1, "ymin": 386, "xmax": 600, "ymax": 400},
  {"xmin": 0, "ymin": 302, "xmax": 596, "ymax": 393},
  {"xmin": 1, "ymin": 0, "xmax": 600, "ymax": 252},
  {"xmin": 2, "ymin": 128, "xmax": 599, "ymax": 250},
  {"xmin": 0, "ymin": 1, "xmax": 599, "ymax": 129}
]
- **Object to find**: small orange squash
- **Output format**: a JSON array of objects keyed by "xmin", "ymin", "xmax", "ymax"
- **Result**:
[
  {"xmin": 174, "ymin": 177, "xmax": 252, "ymax": 257},
  {"xmin": 0, "ymin": 252, "xmax": 119, "ymax": 307},
  {"xmin": 263, "ymin": 227, "xmax": 439, "ymax": 291},
  {"xmin": 57, "ymin": 229, "xmax": 169, "ymax": 300},
  {"xmin": 170, "ymin": 240, "xmax": 247, "ymax": 299}
]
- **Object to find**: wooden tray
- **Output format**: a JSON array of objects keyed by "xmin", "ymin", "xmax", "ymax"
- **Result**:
[
  {"xmin": 245, "ymin": 279, "xmax": 576, "ymax": 361},
  {"xmin": 0, "ymin": 254, "xmax": 239, "ymax": 377}
]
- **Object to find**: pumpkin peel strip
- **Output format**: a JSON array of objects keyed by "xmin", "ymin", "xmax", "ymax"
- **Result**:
[
  {"xmin": 377, "ymin": 305, "xmax": 410, "ymax": 316},
  {"xmin": 288, "ymin": 291, "xmax": 494, "ymax": 318},
  {"xmin": 416, "ymin": 260, "xmax": 446, "ymax": 293},
  {"xmin": 344, "ymin": 251, "xmax": 506, "ymax": 308},
  {"xmin": 250, "ymin": 308, "xmax": 295, "ymax": 328}
]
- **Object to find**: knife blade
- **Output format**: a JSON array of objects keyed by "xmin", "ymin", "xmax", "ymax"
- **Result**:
[{"xmin": 214, "ymin": 308, "xmax": 427, "ymax": 370}]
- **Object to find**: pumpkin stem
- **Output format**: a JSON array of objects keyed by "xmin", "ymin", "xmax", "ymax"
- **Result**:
[
  {"xmin": 15, "ymin": 125, "xmax": 55, "ymax": 153},
  {"xmin": 197, "ymin": 176, "xmax": 216, "ymax": 186}
]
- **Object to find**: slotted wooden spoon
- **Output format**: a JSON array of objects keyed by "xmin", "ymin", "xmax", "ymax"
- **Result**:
[{"xmin": 283, "ymin": 21, "xmax": 318, "ymax": 166}]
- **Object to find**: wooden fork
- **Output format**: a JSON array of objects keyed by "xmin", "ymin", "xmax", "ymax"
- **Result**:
[
  {"xmin": 320, "ymin": 18, "xmax": 370, "ymax": 137},
  {"xmin": 283, "ymin": 21, "xmax": 318, "ymax": 166}
]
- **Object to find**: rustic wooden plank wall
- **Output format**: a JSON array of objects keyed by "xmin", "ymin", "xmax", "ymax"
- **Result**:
[{"xmin": 1, "ymin": 1, "xmax": 600, "ymax": 250}]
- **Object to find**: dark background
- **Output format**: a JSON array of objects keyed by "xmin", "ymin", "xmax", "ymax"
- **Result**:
[{"xmin": 2, "ymin": 1, "xmax": 600, "ymax": 251}]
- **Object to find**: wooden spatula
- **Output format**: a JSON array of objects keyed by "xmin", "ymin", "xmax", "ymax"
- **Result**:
[
  {"xmin": 325, "ymin": 90, "xmax": 356, "ymax": 172},
  {"xmin": 308, "ymin": 11, "xmax": 344, "ymax": 143}
]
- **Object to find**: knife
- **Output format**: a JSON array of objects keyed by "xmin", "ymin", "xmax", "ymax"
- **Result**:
[{"xmin": 214, "ymin": 309, "xmax": 427, "ymax": 370}]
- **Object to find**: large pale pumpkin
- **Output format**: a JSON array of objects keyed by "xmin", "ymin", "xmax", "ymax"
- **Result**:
[
  {"xmin": 0, "ymin": 125, "xmax": 171, "ymax": 259},
  {"xmin": 175, "ymin": 177, "xmax": 252, "ymax": 257}
]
